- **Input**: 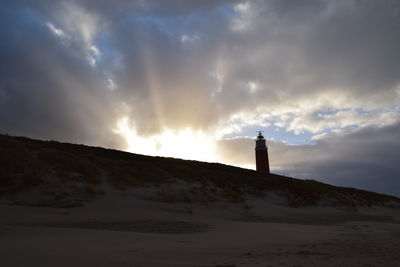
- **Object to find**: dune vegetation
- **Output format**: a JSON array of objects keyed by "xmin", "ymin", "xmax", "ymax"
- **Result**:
[{"xmin": 1, "ymin": 134, "xmax": 399, "ymax": 208}]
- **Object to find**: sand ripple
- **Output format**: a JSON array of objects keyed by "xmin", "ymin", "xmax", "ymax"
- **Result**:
[{"xmin": 7, "ymin": 220, "xmax": 210, "ymax": 234}]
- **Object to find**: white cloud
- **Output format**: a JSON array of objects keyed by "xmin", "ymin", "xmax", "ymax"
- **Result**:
[
  {"xmin": 247, "ymin": 81, "xmax": 258, "ymax": 94},
  {"xmin": 285, "ymin": 109, "xmax": 399, "ymax": 135},
  {"xmin": 231, "ymin": 2, "xmax": 253, "ymax": 31},
  {"xmin": 59, "ymin": 2, "xmax": 100, "ymax": 45},
  {"xmin": 47, "ymin": 2, "xmax": 103, "ymax": 66},
  {"xmin": 106, "ymin": 77, "xmax": 117, "ymax": 91},
  {"xmin": 234, "ymin": 2, "xmax": 250, "ymax": 14},
  {"xmin": 214, "ymin": 111, "xmax": 271, "ymax": 138},
  {"xmin": 180, "ymin": 34, "xmax": 199, "ymax": 43},
  {"xmin": 46, "ymin": 22, "xmax": 68, "ymax": 39}
]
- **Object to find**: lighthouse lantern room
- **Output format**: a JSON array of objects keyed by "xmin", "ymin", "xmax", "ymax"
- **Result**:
[{"xmin": 255, "ymin": 131, "xmax": 270, "ymax": 174}]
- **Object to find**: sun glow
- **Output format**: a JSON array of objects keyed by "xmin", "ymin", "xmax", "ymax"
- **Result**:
[{"xmin": 113, "ymin": 117, "xmax": 218, "ymax": 162}]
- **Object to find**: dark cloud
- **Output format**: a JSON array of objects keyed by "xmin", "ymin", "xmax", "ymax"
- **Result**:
[
  {"xmin": 212, "ymin": 0, "xmax": 400, "ymax": 118},
  {"xmin": 217, "ymin": 123, "xmax": 400, "ymax": 196},
  {"xmin": 0, "ymin": 2, "xmax": 126, "ymax": 149},
  {"xmin": 4, "ymin": 0, "xmax": 399, "ymax": 134}
]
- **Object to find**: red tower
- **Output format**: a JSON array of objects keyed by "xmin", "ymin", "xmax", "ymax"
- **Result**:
[{"xmin": 255, "ymin": 131, "xmax": 270, "ymax": 174}]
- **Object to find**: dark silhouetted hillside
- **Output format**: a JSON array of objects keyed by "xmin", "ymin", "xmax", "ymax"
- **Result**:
[{"xmin": 0, "ymin": 134, "xmax": 399, "ymax": 208}]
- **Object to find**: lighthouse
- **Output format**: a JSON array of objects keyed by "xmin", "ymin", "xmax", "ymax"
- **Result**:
[{"xmin": 255, "ymin": 131, "xmax": 270, "ymax": 174}]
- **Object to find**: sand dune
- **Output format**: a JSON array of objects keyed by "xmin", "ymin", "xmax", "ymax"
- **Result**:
[{"xmin": 1, "ymin": 134, "xmax": 400, "ymax": 266}]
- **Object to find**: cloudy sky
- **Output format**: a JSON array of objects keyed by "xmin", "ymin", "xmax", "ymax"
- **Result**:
[{"xmin": 1, "ymin": 0, "xmax": 400, "ymax": 196}]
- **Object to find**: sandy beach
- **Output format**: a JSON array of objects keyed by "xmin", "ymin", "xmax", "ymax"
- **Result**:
[{"xmin": 1, "ymin": 188, "xmax": 399, "ymax": 267}]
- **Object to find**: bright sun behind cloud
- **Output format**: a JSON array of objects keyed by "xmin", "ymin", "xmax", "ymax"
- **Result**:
[{"xmin": 113, "ymin": 117, "xmax": 218, "ymax": 162}]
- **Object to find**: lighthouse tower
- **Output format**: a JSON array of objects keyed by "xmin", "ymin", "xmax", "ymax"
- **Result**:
[{"xmin": 255, "ymin": 131, "xmax": 270, "ymax": 174}]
